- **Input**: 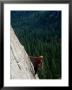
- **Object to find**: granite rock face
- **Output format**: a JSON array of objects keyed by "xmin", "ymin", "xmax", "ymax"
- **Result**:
[{"xmin": 10, "ymin": 27, "xmax": 38, "ymax": 79}]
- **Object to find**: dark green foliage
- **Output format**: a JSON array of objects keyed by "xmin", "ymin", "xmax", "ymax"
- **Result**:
[{"xmin": 11, "ymin": 11, "xmax": 61, "ymax": 79}]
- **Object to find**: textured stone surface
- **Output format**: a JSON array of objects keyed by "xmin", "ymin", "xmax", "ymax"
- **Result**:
[{"xmin": 10, "ymin": 27, "xmax": 38, "ymax": 79}]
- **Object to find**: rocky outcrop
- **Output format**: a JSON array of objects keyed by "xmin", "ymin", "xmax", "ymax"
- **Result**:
[{"xmin": 10, "ymin": 27, "xmax": 38, "ymax": 79}]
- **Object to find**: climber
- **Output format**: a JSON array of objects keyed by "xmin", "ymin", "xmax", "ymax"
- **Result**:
[{"xmin": 29, "ymin": 56, "xmax": 43, "ymax": 74}]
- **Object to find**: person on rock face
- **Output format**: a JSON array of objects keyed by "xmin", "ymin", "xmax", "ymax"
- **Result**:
[{"xmin": 29, "ymin": 56, "xmax": 43, "ymax": 74}]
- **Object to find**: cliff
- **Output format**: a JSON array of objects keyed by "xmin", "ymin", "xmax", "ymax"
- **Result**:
[{"xmin": 10, "ymin": 27, "xmax": 38, "ymax": 79}]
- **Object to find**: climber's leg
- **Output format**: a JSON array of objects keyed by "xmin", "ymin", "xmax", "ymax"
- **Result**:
[{"xmin": 34, "ymin": 64, "xmax": 38, "ymax": 74}]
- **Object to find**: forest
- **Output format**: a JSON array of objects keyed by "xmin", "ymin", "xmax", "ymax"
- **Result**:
[{"xmin": 11, "ymin": 11, "xmax": 61, "ymax": 79}]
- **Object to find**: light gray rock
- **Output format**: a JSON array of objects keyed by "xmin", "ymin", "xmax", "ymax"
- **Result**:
[{"xmin": 10, "ymin": 27, "xmax": 39, "ymax": 79}]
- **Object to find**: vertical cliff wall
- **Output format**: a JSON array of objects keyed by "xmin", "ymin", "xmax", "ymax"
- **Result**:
[{"xmin": 10, "ymin": 27, "xmax": 38, "ymax": 79}]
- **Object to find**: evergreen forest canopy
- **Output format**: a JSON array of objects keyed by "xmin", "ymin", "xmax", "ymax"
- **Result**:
[{"xmin": 11, "ymin": 11, "xmax": 61, "ymax": 79}]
